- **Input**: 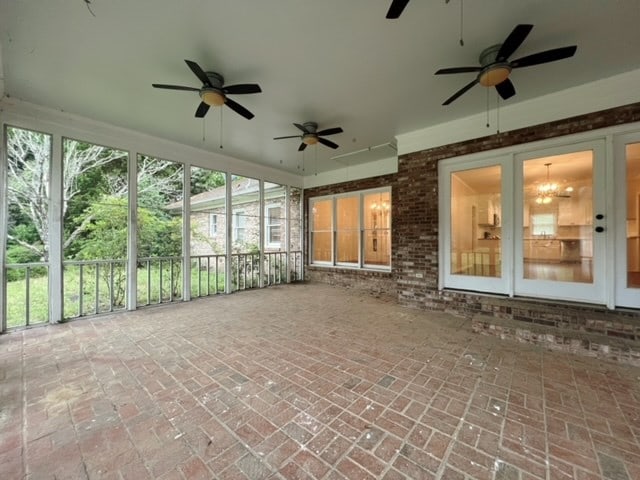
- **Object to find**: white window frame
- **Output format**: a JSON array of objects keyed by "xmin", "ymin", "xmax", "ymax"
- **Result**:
[
  {"xmin": 209, "ymin": 213, "xmax": 218, "ymax": 236},
  {"xmin": 439, "ymin": 155, "xmax": 512, "ymax": 295},
  {"xmin": 309, "ymin": 187, "xmax": 392, "ymax": 271},
  {"xmin": 265, "ymin": 205, "xmax": 282, "ymax": 248},
  {"xmin": 233, "ymin": 210, "xmax": 246, "ymax": 243}
]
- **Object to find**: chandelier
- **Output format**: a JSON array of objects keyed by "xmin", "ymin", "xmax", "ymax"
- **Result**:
[{"xmin": 535, "ymin": 163, "xmax": 559, "ymax": 204}]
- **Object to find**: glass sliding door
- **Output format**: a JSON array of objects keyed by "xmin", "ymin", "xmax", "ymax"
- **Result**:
[
  {"xmin": 615, "ymin": 135, "xmax": 640, "ymax": 308},
  {"xmin": 515, "ymin": 141, "xmax": 605, "ymax": 303},
  {"xmin": 440, "ymin": 158, "xmax": 509, "ymax": 293}
]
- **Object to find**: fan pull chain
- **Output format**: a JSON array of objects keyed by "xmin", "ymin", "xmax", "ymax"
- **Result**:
[
  {"xmin": 302, "ymin": 150, "xmax": 305, "ymax": 173},
  {"xmin": 219, "ymin": 107, "xmax": 223, "ymax": 149},
  {"xmin": 459, "ymin": 0, "xmax": 464, "ymax": 46},
  {"xmin": 496, "ymin": 92, "xmax": 501, "ymax": 134},
  {"xmin": 486, "ymin": 88, "xmax": 490, "ymax": 128},
  {"xmin": 202, "ymin": 117, "xmax": 206, "ymax": 142},
  {"xmin": 315, "ymin": 146, "xmax": 318, "ymax": 176}
]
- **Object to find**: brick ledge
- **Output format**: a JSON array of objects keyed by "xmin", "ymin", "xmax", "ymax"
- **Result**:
[{"xmin": 472, "ymin": 314, "xmax": 640, "ymax": 367}]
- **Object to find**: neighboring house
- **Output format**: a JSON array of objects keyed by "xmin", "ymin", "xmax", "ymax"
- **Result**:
[{"xmin": 166, "ymin": 177, "xmax": 299, "ymax": 256}]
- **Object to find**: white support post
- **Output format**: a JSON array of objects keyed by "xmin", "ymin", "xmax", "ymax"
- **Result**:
[
  {"xmin": 48, "ymin": 135, "xmax": 63, "ymax": 323},
  {"xmin": 285, "ymin": 185, "xmax": 291, "ymax": 284},
  {"xmin": 0, "ymin": 124, "xmax": 8, "ymax": 331},
  {"xmin": 182, "ymin": 165, "xmax": 191, "ymax": 301},
  {"xmin": 259, "ymin": 179, "xmax": 264, "ymax": 289},
  {"xmin": 126, "ymin": 150, "xmax": 137, "ymax": 311},
  {"xmin": 225, "ymin": 172, "xmax": 232, "ymax": 294}
]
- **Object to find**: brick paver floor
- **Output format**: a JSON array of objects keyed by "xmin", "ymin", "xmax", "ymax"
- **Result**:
[{"xmin": 1, "ymin": 283, "xmax": 639, "ymax": 479}]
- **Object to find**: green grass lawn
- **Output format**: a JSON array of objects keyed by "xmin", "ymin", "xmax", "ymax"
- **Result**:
[{"xmin": 6, "ymin": 262, "xmax": 226, "ymax": 329}]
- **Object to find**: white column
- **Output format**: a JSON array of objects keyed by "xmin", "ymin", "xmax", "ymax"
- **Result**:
[
  {"xmin": 126, "ymin": 150, "xmax": 137, "ymax": 311},
  {"xmin": 0, "ymin": 124, "xmax": 8, "ymax": 331},
  {"xmin": 259, "ymin": 179, "xmax": 264, "ymax": 288},
  {"xmin": 182, "ymin": 165, "xmax": 191, "ymax": 301},
  {"xmin": 48, "ymin": 135, "xmax": 63, "ymax": 323},
  {"xmin": 225, "ymin": 172, "xmax": 232, "ymax": 294}
]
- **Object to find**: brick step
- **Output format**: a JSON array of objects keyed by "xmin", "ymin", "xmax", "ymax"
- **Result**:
[
  {"xmin": 472, "ymin": 314, "xmax": 640, "ymax": 366},
  {"xmin": 478, "ymin": 300, "xmax": 640, "ymax": 341}
]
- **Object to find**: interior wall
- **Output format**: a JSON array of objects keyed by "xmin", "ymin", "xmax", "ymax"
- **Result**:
[{"xmin": 304, "ymin": 101, "xmax": 640, "ymax": 325}]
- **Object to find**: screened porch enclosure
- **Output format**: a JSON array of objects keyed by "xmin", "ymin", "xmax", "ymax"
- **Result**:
[{"xmin": 1, "ymin": 125, "xmax": 304, "ymax": 331}]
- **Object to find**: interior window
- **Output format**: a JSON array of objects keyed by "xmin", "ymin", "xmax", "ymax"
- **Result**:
[{"xmin": 310, "ymin": 188, "xmax": 391, "ymax": 269}]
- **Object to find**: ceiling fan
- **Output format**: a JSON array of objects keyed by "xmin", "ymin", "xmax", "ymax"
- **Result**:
[
  {"xmin": 386, "ymin": 0, "xmax": 410, "ymax": 18},
  {"xmin": 274, "ymin": 122, "xmax": 343, "ymax": 151},
  {"xmin": 152, "ymin": 60, "xmax": 262, "ymax": 119},
  {"xmin": 435, "ymin": 24, "xmax": 577, "ymax": 105}
]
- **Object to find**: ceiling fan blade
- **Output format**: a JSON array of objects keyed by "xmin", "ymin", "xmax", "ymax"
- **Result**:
[
  {"xmin": 495, "ymin": 78, "xmax": 516, "ymax": 100},
  {"xmin": 224, "ymin": 84, "xmax": 262, "ymax": 95},
  {"xmin": 435, "ymin": 67, "xmax": 482, "ymax": 75},
  {"xmin": 293, "ymin": 123, "xmax": 309, "ymax": 133},
  {"xmin": 317, "ymin": 127, "xmax": 343, "ymax": 136},
  {"xmin": 185, "ymin": 60, "xmax": 212, "ymax": 87},
  {"xmin": 386, "ymin": 0, "xmax": 410, "ymax": 19},
  {"xmin": 496, "ymin": 24, "xmax": 533, "ymax": 62},
  {"xmin": 152, "ymin": 84, "xmax": 200, "ymax": 91},
  {"xmin": 273, "ymin": 135, "xmax": 301, "ymax": 140},
  {"xmin": 510, "ymin": 45, "xmax": 577, "ymax": 68},
  {"xmin": 318, "ymin": 137, "xmax": 339, "ymax": 149},
  {"xmin": 195, "ymin": 102, "xmax": 210, "ymax": 118},
  {"xmin": 225, "ymin": 97, "xmax": 255, "ymax": 120},
  {"xmin": 298, "ymin": 143, "xmax": 307, "ymax": 152},
  {"xmin": 442, "ymin": 79, "xmax": 479, "ymax": 105}
]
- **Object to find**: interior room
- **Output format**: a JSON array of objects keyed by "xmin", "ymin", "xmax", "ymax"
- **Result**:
[{"xmin": 1, "ymin": 1, "xmax": 640, "ymax": 479}]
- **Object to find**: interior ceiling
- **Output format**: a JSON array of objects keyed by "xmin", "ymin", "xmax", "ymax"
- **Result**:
[{"xmin": 1, "ymin": 0, "xmax": 639, "ymax": 176}]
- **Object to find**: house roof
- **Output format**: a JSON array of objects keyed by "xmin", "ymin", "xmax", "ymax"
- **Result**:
[
  {"xmin": 165, "ymin": 177, "xmax": 286, "ymax": 213},
  {"xmin": 1, "ymin": 1, "xmax": 639, "ymax": 177}
]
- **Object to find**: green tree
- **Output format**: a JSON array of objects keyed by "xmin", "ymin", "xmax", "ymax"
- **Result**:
[{"xmin": 76, "ymin": 196, "xmax": 182, "ymax": 305}]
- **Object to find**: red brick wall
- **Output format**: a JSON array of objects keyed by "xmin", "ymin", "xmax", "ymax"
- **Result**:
[{"xmin": 304, "ymin": 102, "xmax": 640, "ymax": 325}]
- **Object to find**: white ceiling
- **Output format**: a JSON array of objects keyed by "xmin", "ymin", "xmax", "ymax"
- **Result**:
[{"xmin": 1, "ymin": 0, "xmax": 639, "ymax": 176}]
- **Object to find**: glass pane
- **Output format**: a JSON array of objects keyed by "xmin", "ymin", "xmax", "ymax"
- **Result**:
[
  {"xmin": 523, "ymin": 152, "xmax": 593, "ymax": 283},
  {"xmin": 626, "ymin": 144, "xmax": 640, "ymax": 288},
  {"xmin": 312, "ymin": 232, "xmax": 332, "ymax": 262},
  {"xmin": 312, "ymin": 199, "xmax": 332, "ymax": 230},
  {"xmin": 137, "ymin": 155, "xmax": 184, "ymax": 305},
  {"xmin": 311, "ymin": 198, "xmax": 332, "ymax": 263},
  {"xmin": 190, "ymin": 167, "xmax": 226, "ymax": 297},
  {"xmin": 264, "ymin": 182, "xmax": 286, "ymax": 250},
  {"xmin": 363, "ymin": 191, "xmax": 391, "ymax": 267},
  {"xmin": 450, "ymin": 165, "xmax": 501, "ymax": 277},
  {"xmin": 231, "ymin": 175, "xmax": 260, "ymax": 254},
  {"xmin": 336, "ymin": 196, "xmax": 359, "ymax": 264},
  {"xmin": 289, "ymin": 187, "xmax": 303, "ymax": 281},
  {"xmin": 5, "ymin": 126, "xmax": 52, "ymax": 327},
  {"xmin": 62, "ymin": 139, "xmax": 128, "ymax": 318}
]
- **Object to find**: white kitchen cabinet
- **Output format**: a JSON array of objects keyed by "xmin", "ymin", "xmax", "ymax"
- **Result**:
[
  {"xmin": 525, "ymin": 239, "xmax": 561, "ymax": 261},
  {"xmin": 477, "ymin": 194, "xmax": 500, "ymax": 226}
]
